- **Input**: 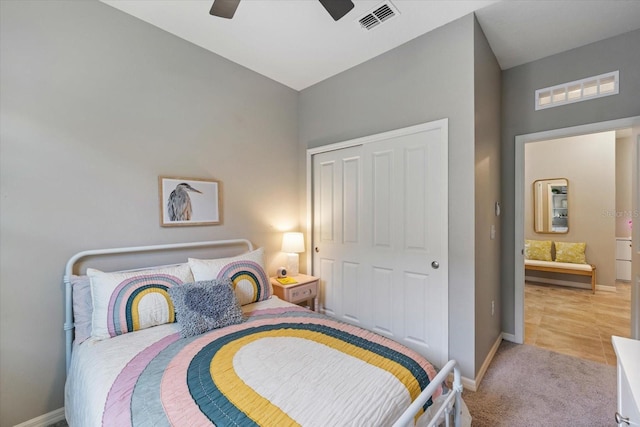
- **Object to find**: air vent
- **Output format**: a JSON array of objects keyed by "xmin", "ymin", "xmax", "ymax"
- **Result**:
[{"xmin": 358, "ymin": 1, "xmax": 399, "ymax": 31}]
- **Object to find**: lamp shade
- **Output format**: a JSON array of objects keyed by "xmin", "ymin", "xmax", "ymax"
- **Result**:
[{"xmin": 281, "ymin": 232, "xmax": 305, "ymax": 253}]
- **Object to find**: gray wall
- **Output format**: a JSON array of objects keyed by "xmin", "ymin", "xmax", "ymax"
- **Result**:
[
  {"xmin": 300, "ymin": 14, "xmax": 478, "ymax": 378},
  {"xmin": 0, "ymin": 2, "xmax": 298, "ymax": 425},
  {"xmin": 473, "ymin": 18, "xmax": 502, "ymax": 372},
  {"xmin": 501, "ymin": 29, "xmax": 640, "ymax": 335}
]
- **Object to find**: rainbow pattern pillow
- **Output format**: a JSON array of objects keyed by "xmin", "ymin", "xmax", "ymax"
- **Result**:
[
  {"xmin": 524, "ymin": 240, "xmax": 553, "ymax": 261},
  {"xmin": 88, "ymin": 264, "xmax": 194, "ymax": 340},
  {"xmin": 188, "ymin": 248, "xmax": 270, "ymax": 305},
  {"xmin": 554, "ymin": 241, "xmax": 587, "ymax": 264}
]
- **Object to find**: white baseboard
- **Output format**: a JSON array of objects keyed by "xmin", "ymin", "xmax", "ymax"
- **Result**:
[
  {"xmin": 460, "ymin": 375, "xmax": 477, "ymax": 392},
  {"xmin": 501, "ymin": 332, "xmax": 517, "ymax": 343},
  {"xmin": 13, "ymin": 408, "xmax": 65, "ymax": 427},
  {"xmin": 457, "ymin": 333, "xmax": 503, "ymax": 392}
]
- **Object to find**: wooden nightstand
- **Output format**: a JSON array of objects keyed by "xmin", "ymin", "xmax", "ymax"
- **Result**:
[{"xmin": 270, "ymin": 274, "xmax": 319, "ymax": 312}]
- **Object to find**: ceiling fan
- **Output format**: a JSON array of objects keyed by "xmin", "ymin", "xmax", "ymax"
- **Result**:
[{"xmin": 210, "ymin": 0, "xmax": 355, "ymax": 21}]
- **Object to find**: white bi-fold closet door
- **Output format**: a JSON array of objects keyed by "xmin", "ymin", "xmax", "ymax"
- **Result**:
[{"xmin": 309, "ymin": 119, "xmax": 449, "ymax": 366}]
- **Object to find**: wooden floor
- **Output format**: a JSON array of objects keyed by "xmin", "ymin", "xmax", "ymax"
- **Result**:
[{"xmin": 525, "ymin": 281, "xmax": 631, "ymax": 366}]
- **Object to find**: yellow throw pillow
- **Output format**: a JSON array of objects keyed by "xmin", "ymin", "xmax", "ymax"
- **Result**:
[
  {"xmin": 554, "ymin": 241, "xmax": 587, "ymax": 264},
  {"xmin": 524, "ymin": 240, "xmax": 553, "ymax": 261}
]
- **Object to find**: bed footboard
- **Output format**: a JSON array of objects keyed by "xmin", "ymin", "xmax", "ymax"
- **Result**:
[{"xmin": 392, "ymin": 359, "xmax": 462, "ymax": 427}]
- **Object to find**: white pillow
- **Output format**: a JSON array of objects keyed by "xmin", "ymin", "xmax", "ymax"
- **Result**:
[
  {"xmin": 88, "ymin": 264, "xmax": 194, "ymax": 340},
  {"xmin": 188, "ymin": 248, "xmax": 264, "ymax": 280},
  {"xmin": 188, "ymin": 248, "xmax": 271, "ymax": 305}
]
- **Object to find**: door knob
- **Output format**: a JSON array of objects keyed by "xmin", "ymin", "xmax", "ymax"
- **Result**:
[
  {"xmin": 315, "ymin": 247, "xmax": 320, "ymax": 253},
  {"xmin": 431, "ymin": 261, "xmax": 439, "ymax": 269}
]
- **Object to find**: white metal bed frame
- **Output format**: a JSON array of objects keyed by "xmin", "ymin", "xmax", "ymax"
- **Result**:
[{"xmin": 63, "ymin": 239, "xmax": 462, "ymax": 427}]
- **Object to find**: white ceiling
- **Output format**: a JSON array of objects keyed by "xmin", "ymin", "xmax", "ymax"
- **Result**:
[{"xmin": 101, "ymin": 0, "xmax": 640, "ymax": 91}]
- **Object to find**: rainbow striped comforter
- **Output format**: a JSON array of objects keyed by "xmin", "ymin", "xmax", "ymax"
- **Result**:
[{"xmin": 65, "ymin": 298, "xmax": 443, "ymax": 427}]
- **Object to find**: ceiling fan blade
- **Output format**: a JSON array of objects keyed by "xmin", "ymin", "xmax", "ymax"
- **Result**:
[
  {"xmin": 210, "ymin": 0, "xmax": 241, "ymax": 19},
  {"xmin": 318, "ymin": 0, "xmax": 355, "ymax": 21}
]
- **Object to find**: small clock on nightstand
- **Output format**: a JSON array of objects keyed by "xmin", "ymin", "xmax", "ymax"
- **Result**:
[{"xmin": 270, "ymin": 274, "xmax": 319, "ymax": 312}]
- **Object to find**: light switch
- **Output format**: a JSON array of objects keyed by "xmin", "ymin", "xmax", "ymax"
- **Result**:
[{"xmin": 490, "ymin": 225, "xmax": 496, "ymax": 240}]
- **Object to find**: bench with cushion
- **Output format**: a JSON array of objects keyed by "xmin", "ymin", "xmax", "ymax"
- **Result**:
[
  {"xmin": 524, "ymin": 259, "xmax": 596, "ymax": 293},
  {"xmin": 524, "ymin": 240, "xmax": 596, "ymax": 293}
]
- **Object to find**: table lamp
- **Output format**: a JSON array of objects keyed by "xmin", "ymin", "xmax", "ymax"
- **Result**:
[{"xmin": 281, "ymin": 232, "xmax": 304, "ymax": 276}]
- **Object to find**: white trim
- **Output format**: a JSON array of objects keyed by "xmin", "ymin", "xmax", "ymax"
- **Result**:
[
  {"xmin": 634, "ymin": 133, "xmax": 640, "ymax": 339},
  {"xmin": 459, "ymin": 376, "xmax": 478, "ymax": 393},
  {"xmin": 13, "ymin": 408, "xmax": 65, "ymax": 427},
  {"xmin": 514, "ymin": 130, "xmax": 525, "ymax": 344},
  {"xmin": 306, "ymin": 119, "xmax": 448, "ymax": 156},
  {"xmin": 305, "ymin": 144, "xmax": 313, "ymax": 276},
  {"xmin": 502, "ymin": 332, "xmax": 517, "ymax": 343},
  {"xmin": 456, "ymin": 334, "xmax": 502, "ymax": 392},
  {"xmin": 514, "ymin": 116, "xmax": 640, "ymax": 345},
  {"xmin": 473, "ymin": 334, "xmax": 502, "ymax": 390}
]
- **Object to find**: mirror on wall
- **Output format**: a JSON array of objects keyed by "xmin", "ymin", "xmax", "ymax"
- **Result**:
[{"xmin": 533, "ymin": 178, "xmax": 569, "ymax": 233}]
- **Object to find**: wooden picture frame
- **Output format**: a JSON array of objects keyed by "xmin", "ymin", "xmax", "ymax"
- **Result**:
[{"xmin": 159, "ymin": 176, "xmax": 220, "ymax": 227}]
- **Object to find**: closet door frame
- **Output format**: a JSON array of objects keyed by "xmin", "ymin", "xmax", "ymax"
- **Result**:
[{"xmin": 305, "ymin": 118, "xmax": 449, "ymax": 365}]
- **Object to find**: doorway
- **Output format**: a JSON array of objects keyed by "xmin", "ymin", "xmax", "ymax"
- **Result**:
[
  {"xmin": 514, "ymin": 116, "xmax": 640, "ymax": 346},
  {"xmin": 522, "ymin": 130, "xmax": 632, "ymax": 364}
]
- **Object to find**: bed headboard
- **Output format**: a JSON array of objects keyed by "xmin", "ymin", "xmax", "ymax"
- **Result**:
[{"xmin": 63, "ymin": 239, "xmax": 254, "ymax": 374}]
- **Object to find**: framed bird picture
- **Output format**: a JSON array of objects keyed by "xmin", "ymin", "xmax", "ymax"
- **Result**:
[{"xmin": 159, "ymin": 176, "xmax": 221, "ymax": 227}]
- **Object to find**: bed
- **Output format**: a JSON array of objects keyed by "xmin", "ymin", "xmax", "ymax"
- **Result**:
[{"xmin": 63, "ymin": 239, "xmax": 467, "ymax": 427}]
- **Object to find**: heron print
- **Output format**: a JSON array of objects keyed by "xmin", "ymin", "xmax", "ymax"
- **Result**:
[{"xmin": 167, "ymin": 182, "xmax": 202, "ymax": 221}]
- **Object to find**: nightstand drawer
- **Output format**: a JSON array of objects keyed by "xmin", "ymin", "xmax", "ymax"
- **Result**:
[
  {"xmin": 286, "ymin": 282, "xmax": 317, "ymax": 303},
  {"xmin": 270, "ymin": 274, "xmax": 319, "ymax": 311}
]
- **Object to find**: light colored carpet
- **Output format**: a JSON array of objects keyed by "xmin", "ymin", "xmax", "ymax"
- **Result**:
[{"xmin": 463, "ymin": 340, "xmax": 617, "ymax": 426}]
